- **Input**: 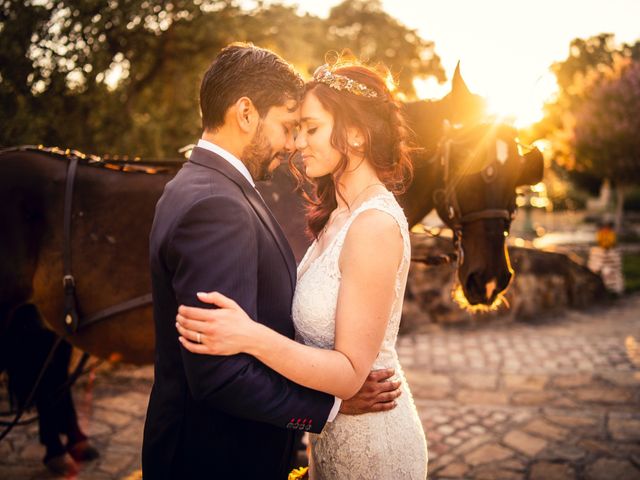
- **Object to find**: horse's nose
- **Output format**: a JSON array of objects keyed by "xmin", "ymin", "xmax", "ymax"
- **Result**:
[
  {"xmin": 465, "ymin": 271, "xmax": 510, "ymax": 305},
  {"xmin": 464, "ymin": 272, "xmax": 488, "ymax": 305},
  {"xmin": 498, "ymin": 271, "xmax": 513, "ymax": 292}
]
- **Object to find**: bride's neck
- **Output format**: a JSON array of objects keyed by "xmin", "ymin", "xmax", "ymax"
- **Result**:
[{"xmin": 334, "ymin": 159, "xmax": 384, "ymax": 210}]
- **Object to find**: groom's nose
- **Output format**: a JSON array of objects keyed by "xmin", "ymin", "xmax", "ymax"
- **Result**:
[{"xmin": 284, "ymin": 133, "xmax": 296, "ymax": 154}]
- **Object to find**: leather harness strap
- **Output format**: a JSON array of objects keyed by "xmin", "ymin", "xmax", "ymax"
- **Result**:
[
  {"xmin": 62, "ymin": 157, "xmax": 80, "ymax": 333},
  {"xmin": 62, "ymin": 156, "xmax": 153, "ymax": 335},
  {"xmin": 426, "ymin": 128, "xmax": 518, "ymax": 268},
  {"xmin": 435, "ymin": 132, "xmax": 515, "ymax": 233},
  {"xmin": 460, "ymin": 209, "xmax": 512, "ymax": 224},
  {"xmin": 80, "ymin": 293, "xmax": 154, "ymax": 330}
]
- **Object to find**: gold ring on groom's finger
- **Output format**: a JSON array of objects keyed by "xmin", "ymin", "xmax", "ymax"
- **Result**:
[{"xmin": 196, "ymin": 332, "xmax": 202, "ymax": 344}]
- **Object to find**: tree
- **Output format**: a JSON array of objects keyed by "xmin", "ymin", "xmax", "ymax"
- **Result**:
[
  {"xmin": 0, "ymin": 0, "xmax": 243, "ymax": 157},
  {"xmin": 323, "ymin": 0, "xmax": 445, "ymax": 98},
  {"xmin": 532, "ymin": 34, "xmax": 640, "ymax": 228},
  {"xmin": 0, "ymin": 0, "xmax": 445, "ymax": 156},
  {"xmin": 572, "ymin": 59, "xmax": 640, "ymax": 230}
]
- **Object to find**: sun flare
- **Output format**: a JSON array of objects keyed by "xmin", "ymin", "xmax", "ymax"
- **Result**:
[
  {"xmin": 481, "ymin": 69, "xmax": 559, "ymax": 128},
  {"xmin": 413, "ymin": 69, "xmax": 558, "ymax": 129}
]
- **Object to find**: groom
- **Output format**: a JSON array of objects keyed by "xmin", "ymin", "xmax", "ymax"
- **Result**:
[{"xmin": 142, "ymin": 43, "xmax": 400, "ymax": 479}]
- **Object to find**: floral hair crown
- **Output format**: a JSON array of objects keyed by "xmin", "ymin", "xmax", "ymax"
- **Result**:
[{"xmin": 312, "ymin": 65, "xmax": 378, "ymax": 98}]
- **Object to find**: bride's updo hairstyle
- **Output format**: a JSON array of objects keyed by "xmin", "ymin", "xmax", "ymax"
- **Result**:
[{"xmin": 293, "ymin": 52, "xmax": 414, "ymax": 238}]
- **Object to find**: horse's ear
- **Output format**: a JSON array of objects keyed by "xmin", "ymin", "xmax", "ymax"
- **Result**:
[
  {"xmin": 516, "ymin": 147, "xmax": 544, "ymax": 186},
  {"xmin": 451, "ymin": 62, "xmax": 472, "ymax": 99}
]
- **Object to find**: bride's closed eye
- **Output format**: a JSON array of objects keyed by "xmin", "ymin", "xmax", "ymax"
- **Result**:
[{"xmin": 307, "ymin": 127, "xmax": 318, "ymax": 135}]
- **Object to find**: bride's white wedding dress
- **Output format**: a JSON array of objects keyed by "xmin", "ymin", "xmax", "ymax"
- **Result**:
[{"xmin": 293, "ymin": 192, "xmax": 428, "ymax": 480}]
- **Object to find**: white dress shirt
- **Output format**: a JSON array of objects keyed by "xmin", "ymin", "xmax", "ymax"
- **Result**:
[{"xmin": 196, "ymin": 138, "xmax": 342, "ymax": 422}]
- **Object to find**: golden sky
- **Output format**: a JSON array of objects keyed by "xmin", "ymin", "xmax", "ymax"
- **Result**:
[{"xmin": 290, "ymin": 0, "xmax": 639, "ymax": 127}]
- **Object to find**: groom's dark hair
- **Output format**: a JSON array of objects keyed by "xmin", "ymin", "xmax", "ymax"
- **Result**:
[{"xmin": 200, "ymin": 42, "xmax": 304, "ymax": 131}]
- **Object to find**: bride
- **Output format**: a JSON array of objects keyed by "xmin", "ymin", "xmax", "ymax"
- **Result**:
[{"xmin": 176, "ymin": 60, "xmax": 428, "ymax": 479}]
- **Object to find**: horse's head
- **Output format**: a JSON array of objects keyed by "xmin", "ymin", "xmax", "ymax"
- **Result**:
[{"xmin": 433, "ymin": 123, "xmax": 544, "ymax": 307}]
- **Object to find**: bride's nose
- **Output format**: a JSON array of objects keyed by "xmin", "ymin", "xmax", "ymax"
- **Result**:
[{"xmin": 295, "ymin": 131, "xmax": 307, "ymax": 150}]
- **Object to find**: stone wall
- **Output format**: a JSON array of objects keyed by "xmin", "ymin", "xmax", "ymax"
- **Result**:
[{"xmin": 401, "ymin": 235, "xmax": 608, "ymax": 332}]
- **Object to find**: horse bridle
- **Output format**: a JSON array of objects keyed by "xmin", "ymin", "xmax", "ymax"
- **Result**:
[{"xmin": 432, "ymin": 128, "xmax": 518, "ymax": 263}]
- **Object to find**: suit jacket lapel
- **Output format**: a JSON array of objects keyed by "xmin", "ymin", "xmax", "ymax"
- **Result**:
[{"xmin": 189, "ymin": 147, "xmax": 297, "ymax": 293}]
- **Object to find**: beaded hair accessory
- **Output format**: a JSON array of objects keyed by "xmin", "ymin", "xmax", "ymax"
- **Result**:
[{"xmin": 313, "ymin": 65, "xmax": 378, "ymax": 98}]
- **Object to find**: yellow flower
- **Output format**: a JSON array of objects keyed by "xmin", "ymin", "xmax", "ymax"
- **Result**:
[
  {"xmin": 597, "ymin": 228, "xmax": 616, "ymax": 249},
  {"xmin": 288, "ymin": 466, "xmax": 309, "ymax": 480}
]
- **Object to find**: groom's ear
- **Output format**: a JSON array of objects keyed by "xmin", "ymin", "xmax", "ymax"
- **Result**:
[{"xmin": 235, "ymin": 97, "xmax": 259, "ymax": 133}]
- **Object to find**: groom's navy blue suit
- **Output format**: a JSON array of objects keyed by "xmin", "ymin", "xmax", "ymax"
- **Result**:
[{"xmin": 142, "ymin": 147, "xmax": 334, "ymax": 479}]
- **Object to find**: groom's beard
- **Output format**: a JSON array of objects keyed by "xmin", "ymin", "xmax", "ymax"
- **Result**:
[{"xmin": 242, "ymin": 122, "xmax": 278, "ymax": 182}]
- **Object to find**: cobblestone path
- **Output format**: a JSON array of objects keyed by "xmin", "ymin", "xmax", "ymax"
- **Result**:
[{"xmin": 2, "ymin": 294, "xmax": 640, "ymax": 479}]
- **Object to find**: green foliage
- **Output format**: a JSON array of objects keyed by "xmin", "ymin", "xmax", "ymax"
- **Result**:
[
  {"xmin": 322, "ymin": 0, "xmax": 444, "ymax": 97},
  {"xmin": 534, "ymin": 34, "xmax": 640, "ymax": 175},
  {"xmin": 572, "ymin": 60, "xmax": 640, "ymax": 186},
  {"xmin": 530, "ymin": 34, "xmax": 640, "ymax": 228},
  {"xmin": 623, "ymin": 253, "xmax": 640, "ymax": 292},
  {"xmin": 0, "ymin": 0, "xmax": 444, "ymax": 157},
  {"xmin": 622, "ymin": 188, "xmax": 640, "ymax": 212},
  {"xmin": 0, "ymin": 0, "xmax": 243, "ymax": 157}
]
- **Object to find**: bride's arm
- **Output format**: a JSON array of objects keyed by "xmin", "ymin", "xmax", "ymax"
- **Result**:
[{"xmin": 177, "ymin": 210, "xmax": 402, "ymax": 400}]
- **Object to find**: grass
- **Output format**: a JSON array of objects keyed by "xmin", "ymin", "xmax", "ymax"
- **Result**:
[{"xmin": 623, "ymin": 253, "xmax": 640, "ymax": 292}]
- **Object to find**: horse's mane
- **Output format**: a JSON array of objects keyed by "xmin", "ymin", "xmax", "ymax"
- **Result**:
[{"xmin": 0, "ymin": 145, "xmax": 184, "ymax": 175}]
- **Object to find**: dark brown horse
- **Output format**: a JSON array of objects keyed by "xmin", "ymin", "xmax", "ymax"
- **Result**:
[
  {"xmin": 0, "ymin": 150, "xmax": 178, "ymax": 364},
  {"xmin": 426, "ymin": 123, "xmax": 543, "ymax": 306},
  {"xmin": 0, "ymin": 68, "xmax": 542, "ymax": 366},
  {"xmin": 398, "ymin": 65, "xmax": 542, "ymax": 306}
]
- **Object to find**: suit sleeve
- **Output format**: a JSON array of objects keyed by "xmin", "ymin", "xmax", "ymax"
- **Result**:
[{"xmin": 167, "ymin": 194, "xmax": 334, "ymax": 433}]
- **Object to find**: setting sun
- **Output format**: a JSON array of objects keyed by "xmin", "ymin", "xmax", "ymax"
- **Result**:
[
  {"xmin": 294, "ymin": 0, "xmax": 639, "ymax": 129},
  {"xmin": 413, "ymin": 69, "xmax": 558, "ymax": 128},
  {"xmin": 483, "ymin": 70, "xmax": 558, "ymax": 128}
]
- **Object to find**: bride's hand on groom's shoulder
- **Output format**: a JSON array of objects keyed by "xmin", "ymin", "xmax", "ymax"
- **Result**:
[
  {"xmin": 340, "ymin": 369, "xmax": 402, "ymax": 415},
  {"xmin": 175, "ymin": 291, "xmax": 258, "ymax": 356}
]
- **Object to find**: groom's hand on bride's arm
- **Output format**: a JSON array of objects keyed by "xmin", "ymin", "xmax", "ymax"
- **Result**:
[{"xmin": 339, "ymin": 369, "xmax": 402, "ymax": 415}]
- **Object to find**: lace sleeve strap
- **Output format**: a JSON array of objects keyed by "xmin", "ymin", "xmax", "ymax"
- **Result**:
[{"xmin": 333, "ymin": 195, "xmax": 411, "ymax": 264}]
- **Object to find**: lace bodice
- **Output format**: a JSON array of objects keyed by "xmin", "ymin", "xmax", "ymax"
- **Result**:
[
  {"xmin": 293, "ymin": 193, "xmax": 410, "ymax": 366},
  {"xmin": 292, "ymin": 193, "xmax": 428, "ymax": 480}
]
